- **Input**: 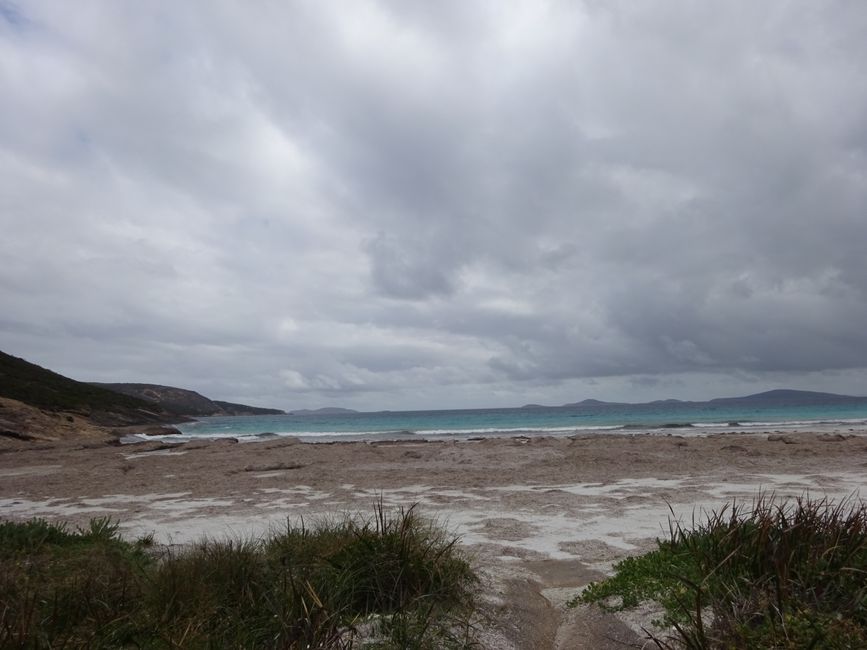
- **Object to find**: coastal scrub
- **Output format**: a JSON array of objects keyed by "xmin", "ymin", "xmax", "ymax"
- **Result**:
[
  {"xmin": 0, "ymin": 504, "xmax": 478, "ymax": 648},
  {"xmin": 570, "ymin": 495, "xmax": 867, "ymax": 648}
]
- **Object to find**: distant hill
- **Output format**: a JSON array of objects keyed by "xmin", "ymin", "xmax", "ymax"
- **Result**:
[
  {"xmin": 0, "ymin": 350, "xmax": 180, "ymax": 426},
  {"xmin": 710, "ymin": 389, "xmax": 863, "ymax": 405},
  {"xmin": 92, "ymin": 383, "xmax": 285, "ymax": 417},
  {"xmin": 557, "ymin": 389, "xmax": 865, "ymax": 409},
  {"xmin": 213, "ymin": 400, "xmax": 284, "ymax": 416},
  {"xmin": 562, "ymin": 398, "xmax": 622, "ymax": 407},
  {"xmin": 289, "ymin": 407, "xmax": 358, "ymax": 416}
]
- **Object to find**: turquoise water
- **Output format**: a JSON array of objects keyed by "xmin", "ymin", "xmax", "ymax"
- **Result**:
[{"xmin": 167, "ymin": 398, "xmax": 867, "ymax": 442}]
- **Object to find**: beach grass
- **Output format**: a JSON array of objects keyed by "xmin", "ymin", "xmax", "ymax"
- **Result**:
[
  {"xmin": 0, "ymin": 504, "xmax": 478, "ymax": 648},
  {"xmin": 570, "ymin": 494, "xmax": 867, "ymax": 648}
]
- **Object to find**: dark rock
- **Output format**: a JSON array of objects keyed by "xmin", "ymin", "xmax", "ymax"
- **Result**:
[
  {"xmin": 243, "ymin": 462, "xmax": 305, "ymax": 472},
  {"xmin": 140, "ymin": 426, "xmax": 183, "ymax": 437},
  {"xmin": 0, "ymin": 429, "xmax": 33, "ymax": 441}
]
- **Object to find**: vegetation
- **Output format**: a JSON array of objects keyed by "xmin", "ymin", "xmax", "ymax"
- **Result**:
[
  {"xmin": 91, "ymin": 384, "xmax": 285, "ymax": 417},
  {"xmin": 0, "ymin": 349, "xmax": 176, "ymax": 424},
  {"xmin": 571, "ymin": 495, "xmax": 867, "ymax": 648},
  {"xmin": 0, "ymin": 504, "xmax": 478, "ymax": 648},
  {"xmin": 0, "ymin": 350, "xmax": 282, "ymax": 423}
]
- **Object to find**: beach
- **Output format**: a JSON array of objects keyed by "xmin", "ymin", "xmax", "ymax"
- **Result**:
[{"xmin": 2, "ymin": 430, "xmax": 867, "ymax": 648}]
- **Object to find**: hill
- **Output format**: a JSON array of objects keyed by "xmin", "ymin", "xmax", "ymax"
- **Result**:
[
  {"xmin": 213, "ymin": 400, "xmax": 285, "ymax": 416},
  {"xmin": 562, "ymin": 398, "xmax": 622, "ymax": 407},
  {"xmin": 0, "ymin": 395, "xmax": 116, "ymax": 443},
  {"xmin": 710, "ymin": 389, "xmax": 863, "ymax": 405},
  {"xmin": 92, "ymin": 383, "xmax": 284, "ymax": 417},
  {"xmin": 289, "ymin": 407, "xmax": 358, "ymax": 416},
  {"xmin": 0, "ymin": 351, "xmax": 180, "ymax": 426},
  {"xmin": 556, "ymin": 389, "xmax": 864, "ymax": 409}
]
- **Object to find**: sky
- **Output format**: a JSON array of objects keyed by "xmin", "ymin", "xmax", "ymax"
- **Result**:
[{"xmin": 2, "ymin": 1, "xmax": 866, "ymax": 411}]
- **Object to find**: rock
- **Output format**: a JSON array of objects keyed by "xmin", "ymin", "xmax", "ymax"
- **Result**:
[
  {"xmin": 130, "ymin": 441, "xmax": 183, "ymax": 452},
  {"xmin": 139, "ymin": 426, "xmax": 183, "ymax": 436},
  {"xmin": 178, "ymin": 438, "xmax": 232, "ymax": 450},
  {"xmin": 0, "ymin": 429, "xmax": 34, "ymax": 441},
  {"xmin": 243, "ymin": 462, "xmax": 305, "ymax": 472}
]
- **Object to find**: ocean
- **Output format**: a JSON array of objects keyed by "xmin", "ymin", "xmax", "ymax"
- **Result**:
[{"xmin": 151, "ymin": 394, "xmax": 867, "ymax": 443}]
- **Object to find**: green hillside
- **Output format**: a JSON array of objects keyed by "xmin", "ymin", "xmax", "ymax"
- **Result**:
[
  {"xmin": 92, "ymin": 384, "xmax": 285, "ymax": 416},
  {"xmin": 0, "ymin": 351, "xmax": 180, "ymax": 425}
]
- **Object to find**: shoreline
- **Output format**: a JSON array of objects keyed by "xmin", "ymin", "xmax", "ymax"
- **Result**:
[
  {"xmin": 131, "ymin": 416, "xmax": 867, "ymax": 444},
  {"xmin": 3, "ymin": 430, "xmax": 867, "ymax": 648}
]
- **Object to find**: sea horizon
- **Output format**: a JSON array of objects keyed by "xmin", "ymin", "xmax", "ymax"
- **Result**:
[{"xmin": 141, "ymin": 391, "xmax": 867, "ymax": 443}]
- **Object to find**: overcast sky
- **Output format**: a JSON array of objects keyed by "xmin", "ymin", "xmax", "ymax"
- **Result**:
[{"xmin": 2, "ymin": 1, "xmax": 866, "ymax": 410}]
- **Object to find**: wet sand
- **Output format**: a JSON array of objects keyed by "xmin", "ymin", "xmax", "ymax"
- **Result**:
[{"xmin": 2, "ymin": 430, "xmax": 866, "ymax": 648}]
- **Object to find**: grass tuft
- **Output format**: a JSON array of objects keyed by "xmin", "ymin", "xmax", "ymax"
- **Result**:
[
  {"xmin": 571, "ymin": 494, "xmax": 867, "ymax": 648},
  {"xmin": 1, "ymin": 503, "xmax": 478, "ymax": 648}
]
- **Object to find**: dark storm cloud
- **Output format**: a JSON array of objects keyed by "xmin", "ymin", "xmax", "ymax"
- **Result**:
[{"xmin": 1, "ymin": 1, "xmax": 866, "ymax": 409}]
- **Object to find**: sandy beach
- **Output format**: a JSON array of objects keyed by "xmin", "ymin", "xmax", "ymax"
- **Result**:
[{"xmin": 2, "ymin": 430, "xmax": 867, "ymax": 648}]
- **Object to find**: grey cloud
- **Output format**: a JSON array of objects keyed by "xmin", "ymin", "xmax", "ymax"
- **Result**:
[
  {"xmin": 1, "ymin": 1, "xmax": 866, "ymax": 410},
  {"xmin": 365, "ymin": 233, "xmax": 456, "ymax": 299}
]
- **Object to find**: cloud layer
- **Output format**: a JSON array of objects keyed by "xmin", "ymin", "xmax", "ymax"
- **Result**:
[{"xmin": 2, "ymin": 1, "xmax": 866, "ymax": 409}]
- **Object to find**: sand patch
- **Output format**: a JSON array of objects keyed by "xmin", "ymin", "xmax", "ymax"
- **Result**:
[{"xmin": 0, "ymin": 464, "xmax": 62, "ymax": 477}]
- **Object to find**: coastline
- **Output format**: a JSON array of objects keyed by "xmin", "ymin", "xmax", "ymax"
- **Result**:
[
  {"xmin": 146, "ymin": 412, "xmax": 867, "ymax": 444},
  {"xmin": 2, "ymin": 431, "xmax": 866, "ymax": 648}
]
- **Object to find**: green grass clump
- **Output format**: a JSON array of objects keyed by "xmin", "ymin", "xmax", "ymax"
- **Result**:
[
  {"xmin": 0, "ymin": 517, "xmax": 153, "ymax": 647},
  {"xmin": 571, "ymin": 495, "xmax": 867, "ymax": 649},
  {"xmin": 0, "ymin": 504, "xmax": 478, "ymax": 648}
]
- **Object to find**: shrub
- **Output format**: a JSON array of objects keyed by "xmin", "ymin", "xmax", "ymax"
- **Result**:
[{"xmin": 571, "ymin": 495, "xmax": 867, "ymax": 649}]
